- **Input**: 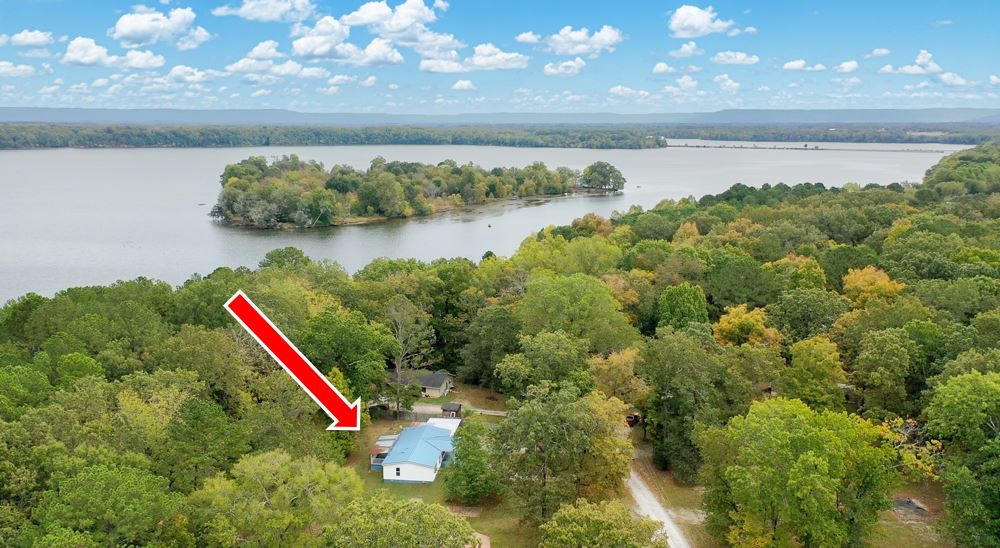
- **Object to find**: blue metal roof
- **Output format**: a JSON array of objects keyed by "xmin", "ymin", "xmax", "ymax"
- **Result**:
[{"xmin": 382, "ymin": 424, "xmax": 454, "ymax": 467}]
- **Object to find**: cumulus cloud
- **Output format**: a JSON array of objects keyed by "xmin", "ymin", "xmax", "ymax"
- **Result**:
[
  {"xmin": 61, "ymin": 37, "xmax": 118, "ymax": 66},
  {"xmin": 10, "ymin": 30, "xmax": 54, "ymax": 47},
  {"xmin": 247, "ymin": 40, "xmax": 284, "ymax": 59},
  {"xmin": 227, "ymin": 57, "xmax": 329, "ymax": 79},
  {"xmin": 938, "ymin": 72, "xmax": 967, "ymax": 86},
  {"xmin": 832, "ymin": 76, "xmax": 863, "ymax": 87},
  {"xmin": 543, "ymin": 57, "xmax": 585, "ymax": 76},
  {"xmin": 109, "ymin": 6, "xmax": 211, "ymax": 50},
  {"xmin": 316, "ymin": 85, "xmax": 340, "ymax": 95},
  {"xmin": 291, "ymin": 16, "xmax": 351, "ymax": 57},
  {"xmin": 213, "ymin": 0, "xmax": 315, "ymax": 22},
  {"xmin": 250, "ymin": 88, "xmax": 271, "ymax": 97},
  {"xmin": 652, "ymin": 62, "xmax": 676, "ymax": 74},
  {"xmin": 834, "ymin": 60, "xmax": 858, "ymax": 73},
  {"xmin": 121, "ymin": 49, "xmax": 166, "ymax": 69},
  {"xmin": 676, "ymin": 74, "xmax": 698, "ymax": 90},
  {"xmin": 726, "ymin": 26, "xmax": 757, "ymax": 37},
  {"xmin": 669, "ymin": 40, "xmax": 703, "ymax": 58},
  {"xmin": 544, "ymin": 25, "xmax": 623, "ymax": 57},
  {"xmin": 339, "ymin": 0, "xmax": 460, "ymax": 59},
  {"xmin": 168, "ymin": 64, "xmax": 227, "ymax": 83},
  {"xmin": 328, "ymin": 74, "xmax": 357, "ymax": 85},
  {"xmin": 332, "ymin": 38, "xmax": 405, "ymax": 66},
  {"xmin": 515, "ymin": 31, "xmax": 540, "ymax": 44},
  {"xmin": 711, "ymin": 50, "xmax": 758, "ymax": 64},
  {"xmin": 0, "ymin": 61, "xmax": 37, "ymax": 77},
  {"xmin": 713, "ymin": 73, "xmax": 739, "ymax": 92},
  {"xmin": 419, "ymin": 43, "xmax": 528, "ymax": 72},
  {"xmin": 608, "ymin": 84, "xmax": 650, "ymax": 98},
  {"xmin": 991, "ymin": 75, "xmax": 1000, "ymax": 85},
  {"xmin": 668, "ymin": 5, "xmax": 734, "ymax": 38},
  {"xmin": 451, "ymin": 79, "xmax": 476, "ymax": 90},
  {"xmin": 783, "ymin": 59, "xmax": 826, "ymax": 71},
  {"xmin": 359, "ymin": 75, "xmax": 377, "ymax": 86},
  {"xmin": 879, "ymin": 49, "xmax": 942, "ymax": 74},
  {"xmin": 865, "ymin": 47, "xmax": 890, "ymax": 58}
]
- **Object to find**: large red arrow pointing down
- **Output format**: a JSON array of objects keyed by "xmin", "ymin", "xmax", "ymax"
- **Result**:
[{"xmin": 225, "ymin": 290, "xmax": 361, "ymax": 431}]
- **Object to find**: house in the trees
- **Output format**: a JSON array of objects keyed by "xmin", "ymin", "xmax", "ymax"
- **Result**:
[
  {"xmin": 381, "ymin": 420, "xmax": 459, "ymax": 483},
  {"xmin": 415, "ymin": 369, "xmax": 455, "ymax": 398}
]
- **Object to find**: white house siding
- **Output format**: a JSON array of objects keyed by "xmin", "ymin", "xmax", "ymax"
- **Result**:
[{"xmin": 383, "ymin": 462, "xmax": 438, "ymax": 483}]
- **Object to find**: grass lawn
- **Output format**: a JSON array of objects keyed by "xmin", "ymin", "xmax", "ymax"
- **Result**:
[
  {"xmin": 348, "ymin": 418, "xmax": 535, "ymax": 546},
  {"xmin": 420, "ymin": 382, "xmax": 508, "ymax": 411}
]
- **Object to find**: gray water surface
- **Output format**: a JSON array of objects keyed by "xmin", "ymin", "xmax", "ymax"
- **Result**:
[{"xmin": 0, "ymin": 141, "xmax": 966, "ymax": 300}]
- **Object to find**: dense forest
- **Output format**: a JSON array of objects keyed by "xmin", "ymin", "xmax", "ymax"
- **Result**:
[
  {"xmin": 0, "ymin": 122, "xmax": 997, "ymax": 150},
  {"xmin": 2, "ymin": 143, "xmax": 999, "ymax": 546},
  {"xmin": 211, "ymin": 156, "xmax": 624, "ymax": 228}
]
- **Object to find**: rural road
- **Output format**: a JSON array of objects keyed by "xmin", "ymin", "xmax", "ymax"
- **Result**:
[{"xmin": 628, "ymin": 468, "xmax": 692, "ymax": 548}]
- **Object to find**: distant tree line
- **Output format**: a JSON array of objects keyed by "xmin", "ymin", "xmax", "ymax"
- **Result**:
[
  {"xmin": 211, "ymin": 155, "xmax": 625, "ymax": 228},
  {"xmin": 0, "ymin": 122, "xmax": 996, "ymax": 150}
]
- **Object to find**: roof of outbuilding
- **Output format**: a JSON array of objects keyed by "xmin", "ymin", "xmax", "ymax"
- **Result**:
[
  {"xmin": 382, "ymin": 424, "xmax": 454, "ymax": 467},
  {"xmin": 417, "ymin": 369, "xmax": 453, "ymax": 388},
  {"xmin": 441, "ymin": 402, "xmax": 463, "ymax": 411}
]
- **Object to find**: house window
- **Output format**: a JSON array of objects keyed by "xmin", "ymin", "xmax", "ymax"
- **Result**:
[{"xmin": 395, "ymin": 467, "xmax": 400, "ymax": 477}]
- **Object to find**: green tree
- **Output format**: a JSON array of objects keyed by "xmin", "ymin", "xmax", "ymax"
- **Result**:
[
  {"xmin": 55, "ymin": 352, "xmax": 104, "ymax": 389},
  {"xmin": 767, "ymin": 288, "xmax": 851, "ymax": 342},
  {"xmin": 385, "ymin": 295, "xmax": 434, "ymax": 416},
  {"xmin": 443, "ymin": 416, "xmax": 501, "ymax": 504},
  {"xmin": 326, "ymin": 496, "xmax": 478, "ymax": 548},
  {"xmin": 539, "ymin": 499, "xmax": 667, "ymax": 548},
  {"xmin": 146, "ymin": 325, "xmax": 249, "ymax": 414},
  {"xmin": 697, "ymin": 398, "xmax": 900, "ymax": 547},
  {"xmin": 492, "ymin": 383, "xmax": 631, "ymax": 522},
  {"xmin": 153, "ymin": 397, "xmax": 250, "ymax": 492},
  {"xmin": 33, "ymin": 465, "xmax": 184, "ymax": 547},
  {"xmin": 516, "ymin": 274, "xmax": 638, "ymax": 354},
  {"xmin": 926, "ymin": 372, "xmax": 1000, "ymax": 546},
  {"xmin": 853, "ymin": 328, "xmax": 916, "ymax": 419},
  {"xmin": 579, "ymin": 161, "xmax": 626, "ymax": 190},
  {"xmin": 494, "ymin": 331, "xmax": 590, "ymax": 394},
  {"xmin": 657, "ymin": 282, "xmax": 709, "ymax": 329},
  {"xmin": 458, "ymin": 305, "xmax": 521, "ymax": 387},
  {"xmin": 188, "ymin": 449, "xmax": 363, "ymax": 546},
  {"xmin": 777, "ymin": 336, "xmax": 846, "ymax": 411}
]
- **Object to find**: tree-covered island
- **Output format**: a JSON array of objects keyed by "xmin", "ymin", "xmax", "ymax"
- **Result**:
[{"xmin": 210, "ymin": 156, "xmax": 626, "ymax": 228}]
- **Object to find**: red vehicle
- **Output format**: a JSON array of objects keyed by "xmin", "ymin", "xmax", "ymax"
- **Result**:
[{"xmin": 625, "ymin": 412, "xmax": 641, "ymax": 427}]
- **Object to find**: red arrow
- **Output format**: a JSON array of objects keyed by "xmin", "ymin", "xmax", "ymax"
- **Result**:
[{"xmin": 225, "ymin": 290, "xmax": 361, "ymax": 431}]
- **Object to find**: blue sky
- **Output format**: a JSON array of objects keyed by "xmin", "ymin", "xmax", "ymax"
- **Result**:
[{"xmin": 0, "ymin": 0, "xmax": 997, "ymax": 113}]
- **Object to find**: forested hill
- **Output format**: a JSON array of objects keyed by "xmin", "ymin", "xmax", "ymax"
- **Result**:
[
  {"xmin": 211, "ymin": 156, "xmax": 625, "ymax": 228},
  {"xmin": 0, "ymin": 143, "xmax": 998, "ymax": 546},
  {"xmin": 0, "ymin": 122, "xmax": 998, "ymax": 150}
]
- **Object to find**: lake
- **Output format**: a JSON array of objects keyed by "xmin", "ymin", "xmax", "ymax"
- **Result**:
[{"xmin": 0, "ymin": 140, "xmax": 967, "ymax": 301}]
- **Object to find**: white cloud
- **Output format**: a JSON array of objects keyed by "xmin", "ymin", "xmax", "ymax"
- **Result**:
[
  {"xmin": 832, "ymin": 76, "xmax": 862, "ymax": 87},
  {"xmin": 316, "ymin": 85, "xmax": 339, "ymax": 94},
  {"xmin": 676, "ymin": 74, "xmax": 698, "ymax": 90},
  {"xmin": 39, "ymin": 83, "xmax": 60, "ymax": 94},
  {"xmin": 433, "ymin": 0, "xmax": 449, "ymax": 10},
  {"xmin": 227, "ymin": 57, "xmax": 329, "ymax": 79},
  {"xmin": 331, "ymin": 38, "xmax": 405, "ymax": 66},
  {"xmin": 934, "ymin": 19, "xmax": 953, "ymax": 27},
  {"xmin": 17, "ymin": 48, "xmax": 53, "ymax": 59},
  {"xmin": 609, "ymin": 84, "xmax": 650, "ymax": 98},
  {"xmin": 419, "ymin": 43, "xmax": 528, "ymax": 72},
  {"xmin": 360, "ymin": 75, "xmax": 377, "ymax": 86},
  {"xmin": 865, "ymin": 48, "xmax": 890, "ymax": 58},
  {"xmin": 990, "ymin": 75, "xmax": 1000, "ymax": 85},
  {"xmin": 213, "ymin": 0, "xmax": 315, "ymax": 22},
  {"xmin": 0, "ymin": 35, "xmax": 8, "ymax": 47},
  {"xmin": 168, "ymin": 64, "xmax": 226, "ymax": 83},
  {"xmin": 669, "ymin": 40, "xmax": 702, "ymax": 58},
  {"xmin": 726, "ymin": 26, "xmax": 756, "ymax": 37},
  {"xmin": 250, "ymin": 88, "xmax": 271, "ymax": 97},
  {"xmin": 939, "ymin": 72, "xmax": 967, "ymax": 86},
  {"xmin": 121, "ymin": 49, "xmax": 166, "ymax": 69},
  {"xmin": 340, "ymin": 1, "xmax": 393, "ymax": 25},
  {"xmin": 340, "ymin": 0, "xmax": 460, "ymax": 59},
  {"xmin": 61, "ymin": 37, "xmax": 118, "ymax": 66},
  {"xmin": 713, "ymin": 73, "xmax": 739, "ymax": 92},
  {"xmin": 668, "ymin": 5, "xmax": 734, "ymax": 38},
  {"xmin": 834, "ymin": 60, "xmax": 858, "ymax": 73},
  {"xmin": 684, "ymin": 64, "xmax": 703, "ymax": 73},
  {"xmin": 879, "ymin": 49, "xmax": 942, "ymax": 74},
  {"xmin": 544, "ymin": 25, "xmax": 623, "ymax": 57},
  {"xmin": 515, "ymin": 31, "xmax": 540, "ymax": 44},
  {"xmin": 0, "ymin": 61, "xmax": 37, "ymax": 77},
  {"xmin": 91, "ymin": 77, "xmax": 109, "ymax": 87},
  {"xmin": 291, "ymin": 16, "xmax": 351, "ymax": 57},
  {"xmin": 10, "ymin": 30, "xmax": 54, "ymax": 47},
  {"xmin": 328, "ymin": 74, "xmax": 356, "ymax": 85},
  {"xmin": 783, "ymin": 59, "xmax": 826, "ymax": 71},
  {"xmin": 711, "ymin": 50, "xmax": 758, "ymax": 64},
  {"xmin": 652, "ymin": 62, "xmax": 676, "ymax": 74},
  {"xmin": 451, "ymin": 79, "xmax": 476, "ymax": 90},
  {"xmin": 543, "ymin": 57, "xmax": 585, "ymax": 76},
  {"xmin": 247, "ymin": 40, "xmax": 284, "ymax": 59},
  {"xmin": 109, "ymin": 6, "xmax": 210, "ymax": 50}
]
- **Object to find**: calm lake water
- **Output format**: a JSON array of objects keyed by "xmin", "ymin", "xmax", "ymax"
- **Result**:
[{"xmin": 0, "ymin": 140, "xmax": 967, "ymax": 301}]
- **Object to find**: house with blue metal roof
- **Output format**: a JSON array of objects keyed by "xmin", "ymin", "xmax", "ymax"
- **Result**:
[{"xmin": 381, "ymin": 423, "xmax": 456, "ymax": 483}]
